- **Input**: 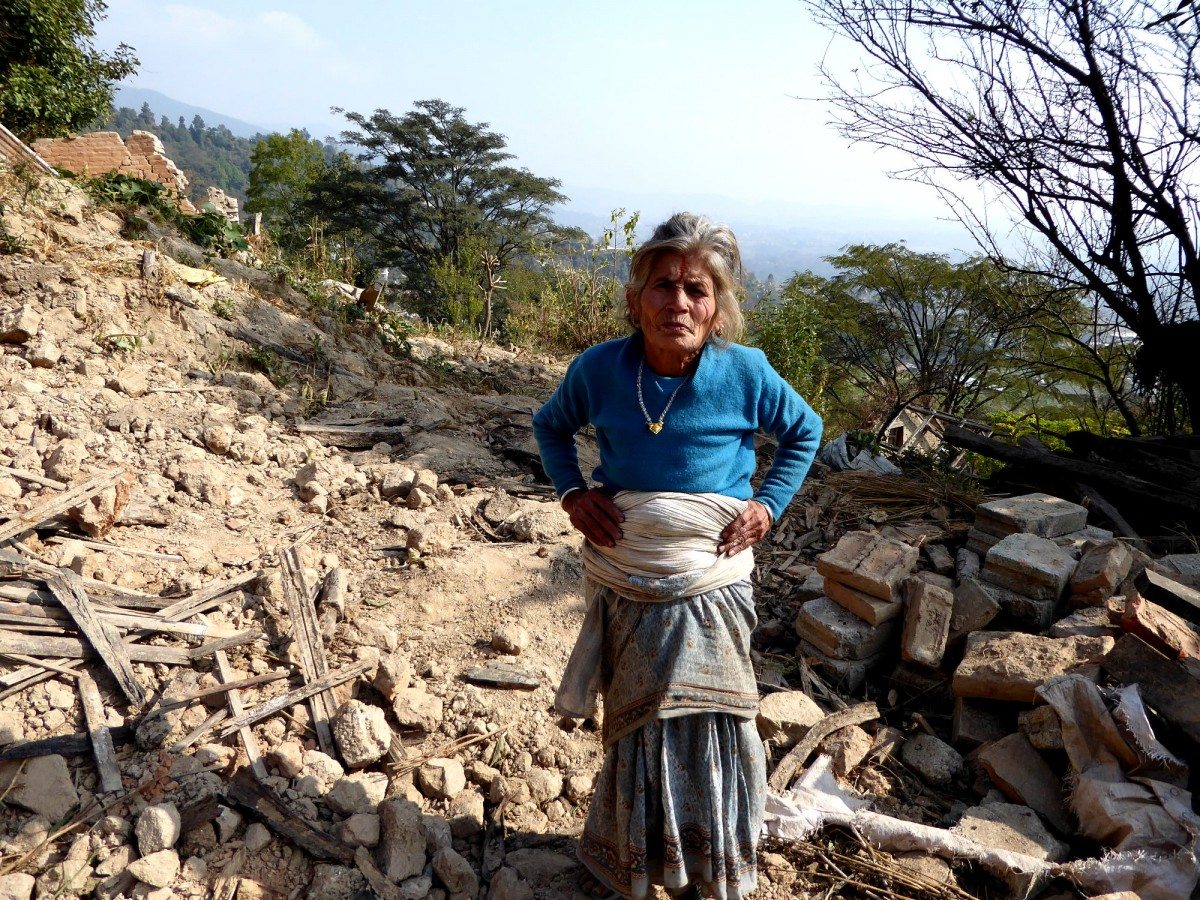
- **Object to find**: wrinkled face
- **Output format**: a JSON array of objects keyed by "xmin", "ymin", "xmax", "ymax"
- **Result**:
[{"xmin": 628, "ymin": 251, "xmax": 720, "ymax": 361}]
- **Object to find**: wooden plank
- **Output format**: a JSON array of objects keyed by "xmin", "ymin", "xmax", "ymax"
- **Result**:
[
  {"xmin": 78, "ymin": 671, "xmax": 123, "ymax": 793},
  {"xmin": 0, "ymin": 466, "xmax": 66, "ymax": 490},
  {"xmin": 354, "ymin": 847, "xmax": 402, "ymax": 900},
  {"xmin": 0, "ymin": 468, "xmax": 128, "ymax": 546},
  {"xmin": 1, "ymin": 654, "xmax": 82, "ymax": 678},
  {"xmin": 293, "ymin": 422, "xmax": 406, "ymax": 449},
  {"xmin": 768, "ymin": 701, "xmax": 880, "ymax": 792},
  {"xmin": 216, "ymin": 660, "xmax": 371, "ymax": 739},
  {"xmin": 224, "ymin": 767, "xmax": 353, "ymax": 863},
  {"xmin": 156, "ymin": 571, "xmax": 260, "ymax": 622},
  {"xmin": 204, "ymin": 612, "xmax": 267, "ymax": 781},
  {"xmin": 172, "ymin": 708, "xmax": 228, "ymax": 752},
  {"xmin": 45, "ymin": 572, "xmax": 144, "ymax": 704},
  {"xmin": 1102, "ymin": 634, "xmax": 1200, "ymax": 744},
  {"xmin": 0, "ymin": 725, "xmax": 133, "ymax": 761},
  {"xmin": 0, "ymin": 600, "xmax": 213, "ymax": 637},
  {"xmin": 46, "ymin": 535, "xmax": 185, "ymax": 563},
  {"xmin": 150, "ymin": 671, "xmax": 286, "ymax": 713},
  {"xmin": 280, "ymin": 542, "xmax": 336, "ymax": 755},
  {"xmin": 188, "ymin": 630, "xmax": 261, "ymax": 661},
  {"xmin": 0, "ymin": 631, "xmax": 190, "ymax": 665}
]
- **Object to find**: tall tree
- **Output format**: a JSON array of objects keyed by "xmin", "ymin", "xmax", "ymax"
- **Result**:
[
  {"xmin": 803, "ymin": 0, "xmax": 1200, "ymax": 432},
  {"xmin": 307, "ymin": 99, "xmax": 567, "ymax": 316},
  {"xmin": 246, "ymin": 129, "xmax": 329, "ymax": 251},
  {"xmin": 0, "ymin": 0, "xmax": 137, "ymax": 140}
]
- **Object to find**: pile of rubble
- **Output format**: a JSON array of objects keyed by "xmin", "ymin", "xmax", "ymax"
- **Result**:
[{"xmin": 770, "ymin": 491, "xmax": 1200, "ymax": 897}]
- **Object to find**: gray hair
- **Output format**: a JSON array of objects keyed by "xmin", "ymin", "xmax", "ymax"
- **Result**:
[{"xmin": 625, "ymin": 212, "xmax": 746, "ymax": 345}]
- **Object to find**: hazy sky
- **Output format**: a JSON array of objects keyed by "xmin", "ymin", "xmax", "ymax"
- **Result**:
[{"xmin": 94, "ymin": 0, "xmax": 977, "ymax": 258}]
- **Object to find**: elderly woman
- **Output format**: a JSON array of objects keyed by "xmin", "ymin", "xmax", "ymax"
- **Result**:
[{"xmin": 533, "ymin": 213, "xmax": 822, "ymax": 900}]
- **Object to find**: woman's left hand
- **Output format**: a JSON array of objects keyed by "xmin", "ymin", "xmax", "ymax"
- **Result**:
[{"xmin": 718, "ymin": 500, "xmax": 772, "ymax": 557}]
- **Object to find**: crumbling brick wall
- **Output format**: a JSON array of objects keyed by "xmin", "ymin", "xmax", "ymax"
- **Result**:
[{"xmin": 32, "ymin": 130, "xmax": 189, "ymax": 197}]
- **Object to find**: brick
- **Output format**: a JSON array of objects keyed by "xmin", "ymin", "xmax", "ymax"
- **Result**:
[
  {"xmin": 982, "ymin": 533, "xmax": 1076, "ymax": 601},
  {"xmin": 966, "ymin": 528, "xmax": 1001, "ymax": 556},
  {"xmin": 955, "ymin": 548, "xmax": 981, "ymax": 582},
  {"xmin": 973, "ymin": 577, "xmax": 1057, "ymax": 631},
  {"xmin": 952, "ymin": 631, "xmax": 1115, "ymax": 703},
  {"xmin": 951, "ymin": 697, "xmax": 1009, "ymax": 748},
  {"xmin": 900, "ymin": 577, "xmax": 954, "ymax": 667},
  {"xmin": 1069, "ymin": 540, "xmax": 1133, "ymax": 603},
  {"xmin": 975, "ymin": 492, "xmax": 1088, "ymax": 538},
  {"xmin": 1053, "ymin": 524, "xmax": 1113, "ymax": 552},
  {"xmin": 1017, "ymin": 705, "xmax": 1064, "ymax": 752},
  {"xmin": 815, "ymin": 530, "xmax": 918, "ymax": 602},
  {"xmin": 796, "ymin": 639, "xmax": 882, "ymax": 693},
  {"xmin": 976, "ymin": 733, "xmax": 1071, "ymax": 834},
  {"xmin": 888, "ymin": 661, "xmax": 949, "ymax": 696},
  {"xmin": 824, "ymin": 578, "xmax": 902, "ymax": 625},
  {"xmin": 794, "ymin": 596, "xmax": 897, "ymax": 660},
  {"xmin": 1102, "ymin": 635, "xmax": 1200, "ymax": 744},
  {"xmin": 924, "ymin": 543, "xmax": 955, "ymax": 575},
  {"xmin": 948, "ymin": 578, "xmax": 1000, "ymax": 644}
]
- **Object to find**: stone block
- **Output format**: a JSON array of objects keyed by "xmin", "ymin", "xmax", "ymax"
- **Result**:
[
  {"xmin": 982, "ymin": 533, "xmax": 1076, "ymax": 601},
  {"xmin": 794, "ymin": 596, "xmax": 897, "ymax": 660},
  {"xmin": 900, "ymin": 577, "xmax": 954, "ymax": 667},
  {"xmin": 952, "ymin": 631, "xmax": 1115, "ymax": 703},
  {"xmin": 0, "ymin": 305, "xmax": 40, "ymax": 344},
  {"xmin": 974, "ymin": 576, "xmax": 1058, "ymax": 631},
  {"xmin": 900, "ymin": 733, "xmax": 965, "ymax": 788},
  {"xmin": 796, "ymin": 640, "xmax": 882, "ymax": 693},
  {"xmin": 824, "ymin": 578, "xmax": 902, "ymax": 625},
  {"xmin": 1018, "ymin": 705, "xmax": 1064, "ymax": 752},
  {"xmin": 951, "ymin": 803, "xmax": 1067, "ymax": 897},
  {"xmin": 975, "ymin": 492, "xmax": 1088, "ymax": 538},
  {"xmin": 1053, "ymin": 525, "xmax": 1114, "ymax": 553},
  {"xmin": 948, "ymin": 577, "xmax": 1001, "ymax": 644},
  {"xmin": 1047, "ymin": 606, "xmax": 1119, "ymax": 639},
  {"xmin": 815, "ymin": 530, "xmax": 918, "ymax": 602},
  {"xmin": 976, "ymin": 733, "xmax": 1071, "ymax": 834},
  {"xmin": 924, "ymin": 543, "xmax": 955, "ymax": 575},
  {"xmin": 955, "ymin": 548, "xmax": 981, "ymax": 582},
  {"xmin": 965, "ymin": 531, "xmax": 999, "ymax": 556},
  {"xmin": 1070, "ymin": 540, "xmax": 1133, "ymax": 604},
  {"xmin": 1158, "ymin": 552, "xmax": 1200, "ymax": 590},
  {"xmin": 756, "ymin": 690, "xmax": 824, "ymax": 744},
  {"xmin": 952, "ymin": 698, "xmax": 1009, "ymax": 749}
]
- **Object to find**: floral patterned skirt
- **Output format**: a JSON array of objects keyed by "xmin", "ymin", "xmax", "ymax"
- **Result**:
[{"xmin": 578, "ymin": 713, "xmax": 766, "ymax": 899}]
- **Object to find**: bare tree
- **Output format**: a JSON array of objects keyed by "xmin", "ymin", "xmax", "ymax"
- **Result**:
[{"xmin": 802, "ymin": 0, "xmax": 1200, "ymax": 431}]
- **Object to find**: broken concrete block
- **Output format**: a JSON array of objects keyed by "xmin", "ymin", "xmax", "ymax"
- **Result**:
[
  {"xmin": 976, "ymin": 492, "xmax": 1088, "ymax": 539},
  {"xmin": 796, "ymin": 639, "xmax": 882, "ymax": 693},
  {"xmin": 794, "ymin": 569, "xmax": 826, "ymax": 601},
  {"xmin": 1018, "ymin": 705, "xmax": 1064, "ymax": 752},
  {"xmin": 982, "ymin": 533, "xmax": 1077, "ymax": 602},
  {"xmin": 794, "ymin": 596, "xmax": 897, "ymax": 660},
  {"xmin": 976, "ymin": 733, "xmax": 1071, "ymax": 834},
  {"xmin": 824, "ymin": 578, "xmax": 902, "ymax": 625},
  {"xmin": 1053, "ymin": 524, "xmax": 1114, "ymax": 553},
  {"xmin": 900, "ymin": 577, "xmax": 954, "ymax": 667},
  {"xmin": 948, "ymin": 577, "xmax": 1001, "ymax": 644},
  {"xmin": 816, "ymin": 531, "xmax": 918, "ymax": 602},
  {"xmin": 756, "ymin": 690, "xmax": 824, "ymax": 745},
  {"xmin": 952, "ymin": 631, "xmax": 1115, "ymax": 703},
  {"xmin": 1070, "ymin": 540, "xmax": 1133, "ymax": 605},
  {"xmin": 900, "ymin": 733, "xmax": 965, "ymax": 788},
  {"xmin": 952, "ymin": 698, "xmax": 1009, "ymax": 749},
  {"xmin": 1047, "ymin": 606, "xmax": 1120, "ymax": 639},
  {"xmin": 955, "ymin": 548, "xmax": 981, "ymax": 582},
  {"xmin": 951, "ymin": 802, "xmax": 1068, "ymax": 897}
]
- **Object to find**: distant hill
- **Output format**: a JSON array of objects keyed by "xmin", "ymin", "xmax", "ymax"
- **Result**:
[{"xmin": 114, "ymin": 86, "xmax": 266, "ymax": 139}]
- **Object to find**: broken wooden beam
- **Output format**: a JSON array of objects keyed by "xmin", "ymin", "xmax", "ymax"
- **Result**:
[
  {"xmin": 78, "ymin": 671, "xmax": 123, "ymax": 793},
  {"xmin": 225, "ymin": 768, "xmax": 353, "ymax": 863},
  {"xmin": 293, "ymin": 422, "xmax": 407, "ymax": 449},
  {"xmin": 204, "ymin": 611, "xmax": 267, "ymax": 781},
  {"xmin": 0, "ymin": 725, "xmax": 133, "ymax": 762},
  {"xmin": 0, "ymin": 465, "xmax": 66, "ymax": 491},
  {"xmin": 0, "ymin": 467, "xmax": 129, "ymax": 546},
  {"xmin": 767, "ymin": 701, "xmax": 880, "ymax": 792},
  {"xmin": 216, "ymin": 660, "xmax": 371, "ymax": 739},
  {"xmin": 0, "ymin": 631, "xmax": 190, "ymax": 665},
  {"xmin": 45, "ymin": 572, "xmax": 145, "ymax": 704},
  {"xmin": 188, "ymin": 629, "xmax": 262, "ymax": 660},
  {"xmin": 280, "ymin": 541, "xmax": 337, "ymax": 755},
  {"xmin": 156, "ymin": 571, "xmax": 260, "ymax": 622},
  {"xmin": 149, "ymin": 671, "xmax": 286, "ymax": 714}
]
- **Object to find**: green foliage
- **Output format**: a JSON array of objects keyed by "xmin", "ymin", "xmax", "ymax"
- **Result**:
[
  {"xmin": 246, "ymin": 130, "xmax": 330, "ymax": 251},
  {"xmin": 0, "ymin": 203, "xmax": 26, "ymax": 255},
  {"xmin": 506, "ymin": 210, "xmax": 638, "ymax": 351},
  {"xmin": 0, "ymin": 0, "xmax": 137, "ymax": 140},
  {"xmin": 83, "ymin": 173, "xmax": 248, "ymax": 255},
  {"xmin": 246, "ymin": 345, "xmax": 286, "ymax": 385},
  {"xmin": 306, "ymin": 99, "xmax": 568, "ymax": 314},
  {"xmin": 748, "ymin": 271, "xmax": 828, "ymax": 404}
]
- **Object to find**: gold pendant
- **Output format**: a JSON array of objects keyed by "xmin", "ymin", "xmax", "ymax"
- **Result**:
[{"xmin": 648, "ymin": 422, "xmax": 663, "ymax": 434}]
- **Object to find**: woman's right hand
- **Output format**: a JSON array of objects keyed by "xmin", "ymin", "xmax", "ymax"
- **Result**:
[{"xmin": 562, "ymin": 488, "xmax": 624, "ymax": 547}]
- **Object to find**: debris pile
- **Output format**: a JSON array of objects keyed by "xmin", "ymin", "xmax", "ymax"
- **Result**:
[{"xmin": 763, "ymin": 489, "xmax": 1200, "ymax": 898}]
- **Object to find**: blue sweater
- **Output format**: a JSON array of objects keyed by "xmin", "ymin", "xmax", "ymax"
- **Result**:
[{"xmin": 532, "ymin": 334, "xmax": 823, "ymax": 521}]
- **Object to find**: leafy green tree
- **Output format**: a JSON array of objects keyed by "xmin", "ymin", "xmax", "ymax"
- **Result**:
[
  {"xmin": 307, "ymin": 99, "xmax": 567, "ymax": 317},
  {"xmin": 246, "ymin": 130, "xmax": 329, "ymax": 251},
  {"xmin": 748, "ymin": 272, "xmax": 828, "ymax": 406},
  {"xmin": 0, "ymin": 0, "xmax": 137, "ymax": 140}
]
